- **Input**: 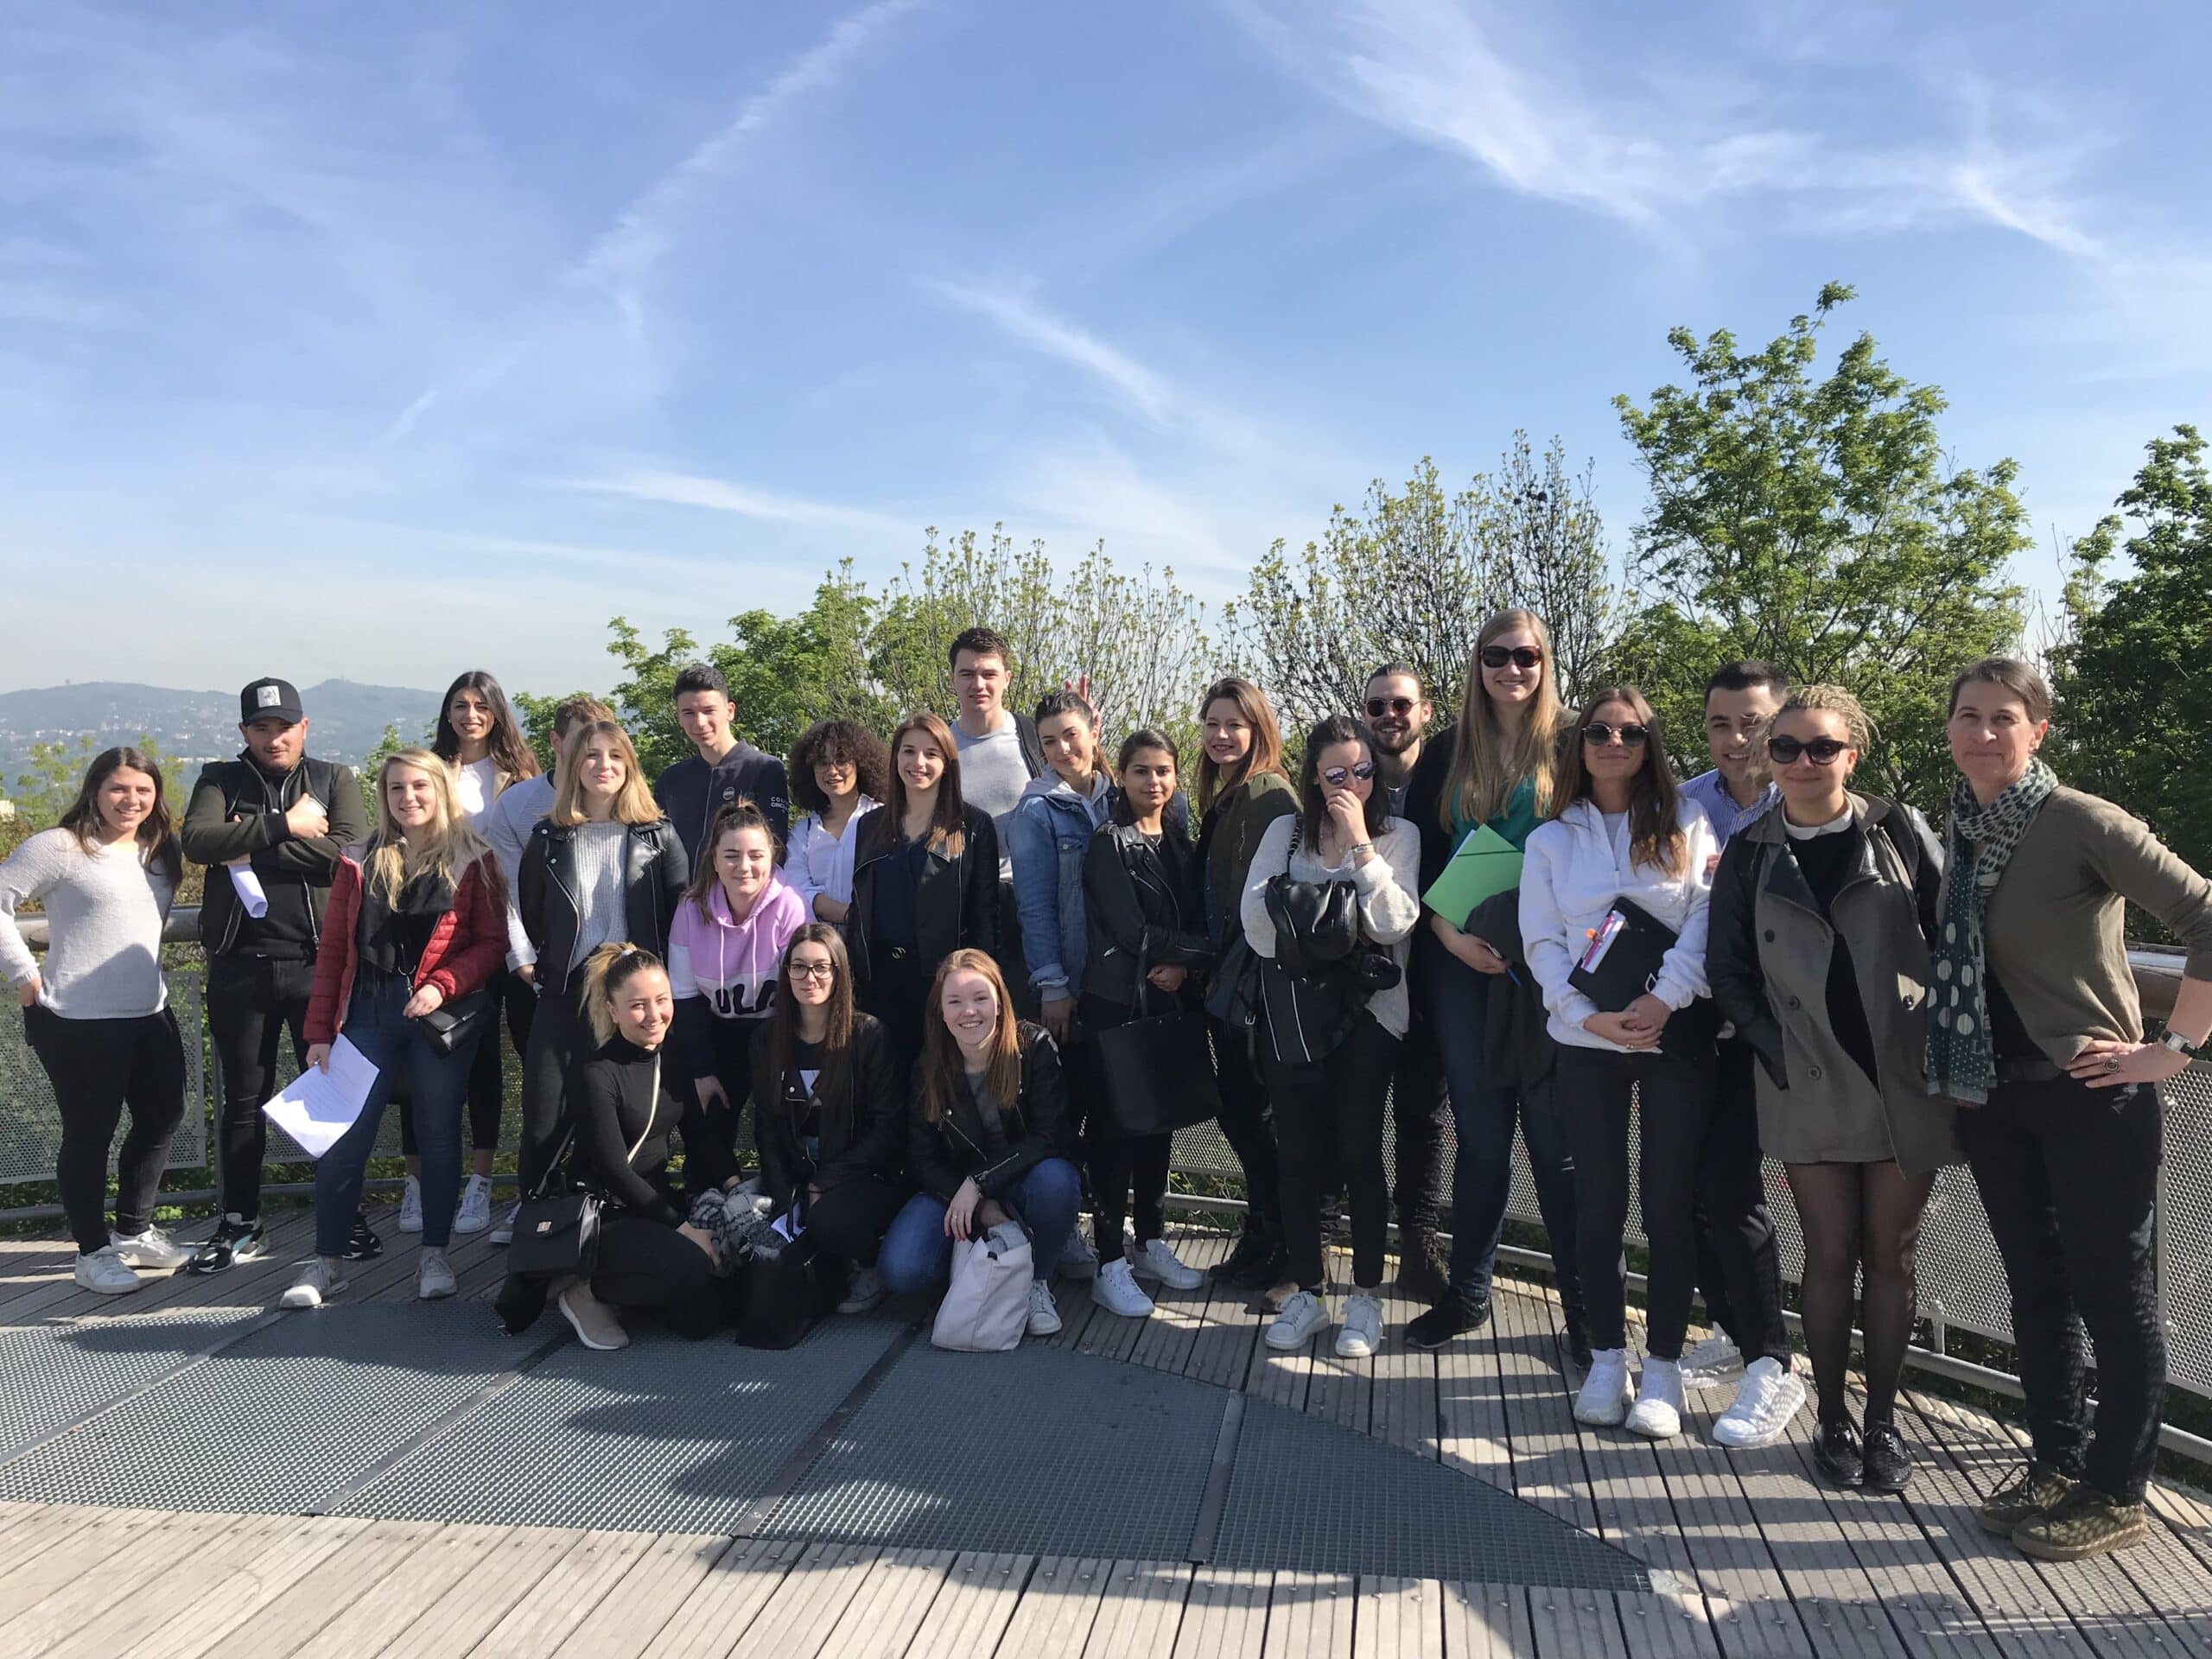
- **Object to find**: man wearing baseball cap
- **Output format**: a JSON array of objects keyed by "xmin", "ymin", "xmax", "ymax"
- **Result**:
[{"xmin": 179, "ymin": 677, "xmax": 368, "ymax": 1272}]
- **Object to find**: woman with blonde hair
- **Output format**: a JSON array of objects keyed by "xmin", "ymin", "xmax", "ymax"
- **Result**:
[
  {"xmin": 282, "ymin": 750, "xmax": 506, "ymax": 1308},
  {"xmin": 879, "ymin": 948, "xmax": 1083, "ymax": 1337},
  {"xmin": 1402, "ymin": 610, "xmax": 1587, "ymax": 1357},
  {"xmin": 512, "ymin": 719, "xmax": 688, "ymax": 1214}
]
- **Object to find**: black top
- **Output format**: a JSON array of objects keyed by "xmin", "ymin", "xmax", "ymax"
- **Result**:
[
  {"xmin": 1986, "ymin": 970, "xmax": 2038, "ymax": 1062},
  {"xmin": 652, "ymin": 741, "xmax": 791, "ymax": 868},
  {"xmin": 353, "ymin": 865, "xmax": 449, "ymax": 982},
  {"xmin": 1080, "ymin": 819, "xmax": 1213, "ymax": 1011},
  {"xmin": 907, "ymin": 1022, "xmax": 1079, "ymax": 1203},
  {"xmin": 748, "ymin": 1009, "xmax": 906, "ymax": 1211},
  {"xmin": 180, "ymin": 753, "xmax": 366, "ymax": 960},
  {"xmin": 570, "ymin": 1034, "xmax": 684, "ymax": 1225},
  {"xmin": 1789, "ymin": 826, "xmax": 1880, "ymax": 1087},
  {"xmin": 874, "ymin": 836, "xmax": 929, "ymax": 947},
  {"xmin": 848, "ymin": 804, "xmax": 1001, "ymax": 990}
]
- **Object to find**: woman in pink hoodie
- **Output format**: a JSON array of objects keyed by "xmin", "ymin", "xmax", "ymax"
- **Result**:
[{"xmin": 667, "ymin": 801, "xmax": 806, "ymax": 1190}]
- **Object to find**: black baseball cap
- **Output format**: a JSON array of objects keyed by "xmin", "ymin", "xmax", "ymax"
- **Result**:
[{"xmin": 239, "ymin": 678, "xmax": 305, "ymax": 726}]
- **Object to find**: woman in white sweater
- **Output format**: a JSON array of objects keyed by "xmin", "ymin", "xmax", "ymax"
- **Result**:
[
  {"xmin": 1241, "ymin": 713, "xmax": 1421, "ymax": 1359},
  {"xmin": 1521, "ymin": 686, "xmax": 1719, "ymax": 1440},
  {"xmin": 0, "ymin": 747, "xmax": 191, "ymax": 1294}
]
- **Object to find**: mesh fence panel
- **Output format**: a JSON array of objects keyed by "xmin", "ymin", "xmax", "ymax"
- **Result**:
[{"xmin": 0, "ymin": 968, "xmax": 207, "ymax": 1183}]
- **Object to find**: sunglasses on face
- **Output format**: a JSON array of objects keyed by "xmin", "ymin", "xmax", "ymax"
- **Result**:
[
  {"xmin": 788, "ymin": 960, "xmax": 837, "ymax": 982},
  {"xmin": 1582, "ymin": 722, "xmax": 1649, "ymax": 748},
  {"xmin": 1480, "ymin": 645, "xmax": 1544, "ymax": 671},
  {"xmin": 1320, "ymin": 761, "xmax": 1378, "ymax": 786},
  {"xmin": 1364, "ymin": 696, "xmax": 1415, "ymax": 717},
  {"xmin": 1767, "ymin": 735, "xmax": 1849, "ymax": 766}
]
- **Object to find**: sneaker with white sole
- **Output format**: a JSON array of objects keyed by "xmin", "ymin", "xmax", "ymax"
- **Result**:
[
  {"xmin": 489, "ymin": 1204, "xmax": 518, "ymax": 1247},
  {"xmin": 1056, "ymin": 1227, "xmax": 1098, "ymax": 1281},
  {"xmin": 73, "ymin": 1245, "xmax": 143, "ymax": 1295},
  {"xmin": 279, "ymin": 1256, "xmax": 347, "ymax": 1310},
  {"xmin": 397, "ymin": 1175, "xmax": 423, "ymax": 1234},
  {"xmin": 416, "ymin": 1248, "xmax": 456, "ymax": 1300},
  {"xmin": 836, "ymin": 1267, "xmax": 887, "ymax": 1315},
  {"xmin": 1573, "ymin": 1347, "xmax": 1633, "ymax": 1426},
  {"xmin": 1131, "ymin": 1238, "xmax": 1205, "ymax": 1291},
  {"xmin": 1026, "ymin": 1280, "xmax": 1063, "ymax": 1337},
  {"xmin": 1266, "ymin": 1288, "xmax": 1331, "ymax": 1350},
  {"xmin": 108, "ymin": 1226, "xmax": 189, "ymax": 1271},
  {"xmin": 454, "ymin": 1175, "xmax": 493, "ymax": 1235},
  {"xmin": 1626, "ymin": 1357, "xmax": 1686, "ymax": 1439},
  {"xmin": 1678, "ymin": 1332, "xmax": 1745, "ymax": 1391},
  {"xmin": 187, "ymin": 1216, "xmax": 269, "ymax": 1275},
  {"xmin": 557, "ymin": 1279, "xmax": 629, "ymax": 1351},
  {"xmin": 1091, "ymin": 1259, "xmax": 1155, "ymax": 1318},
  {"xmin": 1334, "ymin": 1291, "xmax": 1385, "ymax": 1358},
  {"xmin": 1711, "ymin": 1355, "xmax": 1808, "ymax": 1448}
]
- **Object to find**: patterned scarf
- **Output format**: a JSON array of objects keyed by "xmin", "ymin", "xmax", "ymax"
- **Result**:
[{"xmin": 1925, "ymin": 758, "xmax": 2057, "ymax": 1103}]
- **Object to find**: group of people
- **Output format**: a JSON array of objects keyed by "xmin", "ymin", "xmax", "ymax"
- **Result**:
[{"xmin": 3, "ymin": 617, "xmax": 2207, "ymax": 1566}]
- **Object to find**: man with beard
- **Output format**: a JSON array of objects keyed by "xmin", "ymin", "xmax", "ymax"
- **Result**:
[{"xmin": 1364, "ymin": 664, "xmax": 1452, "ymax": 1300}]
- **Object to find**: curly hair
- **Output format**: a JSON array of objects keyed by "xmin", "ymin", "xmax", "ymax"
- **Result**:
[{"xmin": 787, "ymin": 719, "xmax": 891, "ymax": 816}]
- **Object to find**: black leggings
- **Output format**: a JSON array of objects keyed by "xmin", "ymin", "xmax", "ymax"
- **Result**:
[
  {"xmin": 1267, "ymin": 1014, "xmax": 1398, "ymax": 1291},
  {"xmin": 23, "ymin": 1006, "xmax": 187, "ymax": 1254},
  {"xmin": 677, "ymin": 1014, "xmax": 760, "ymax": 1196},
  {"xmin": 589, "ymin": 1213, "xmax": 730, "ymax": 1338},
  {"xmin": 518, "ymin": 980, "xmax": 591, "ymax": 1194},
  {"xmin": 1082, "ymin": 992, "xmax": 1173, "ymax": 1263},
  {"xmin": 1210, "ymin": 1013, "xmax": 1281, "ymax": 1236},
  {"xmin": 403, "ymin": 967, "xmax": 529, "ymax": 1158},
  {"xmin": 804, "ymin": 1177, "xmax": 906, "ymax": 1268},
  {"xmin": 1555, "ymin": 1044, "xmax": 1713, "ymax": 1360},
  {"xmin": 1785, "ymin": 1160, "xmax": 1935, "ymax": 1427}
]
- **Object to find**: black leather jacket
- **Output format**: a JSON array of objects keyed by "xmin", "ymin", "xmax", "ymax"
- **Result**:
[
  {"xmin": 848, "ymin": 804, "xmax": 1000, "ymax": 988},
  {"xmin": 907, "ymin": 1023, "xmax": 1078, "ymax": 1203},
  {"xmin": 1080, "ymin": 820, "xmax": 1212, "ymax": 1010},
  {"xmin": 749, "ymin": 1011, "xmax": 906, "ymax": 1210},
  {"xmin": 518, "ymin": 817, "xmax": 689, "ymax": 996}
]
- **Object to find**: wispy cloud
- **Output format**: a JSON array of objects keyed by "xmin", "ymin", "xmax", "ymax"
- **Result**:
[
  {"xmin": 926, "ymin": 280, "xmax": 1179, "ymax": 424},
  {"xmin": 569, "ymin": 469, "xmax": 913, "ymax": 534}
]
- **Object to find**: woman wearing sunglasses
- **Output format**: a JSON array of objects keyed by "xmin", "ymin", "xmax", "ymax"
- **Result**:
[
  {"xmin": 1400, "ymin": 611, "xmax": 1586, "ymax": 1358},
  {"xmin": 1240, "ymin": 715, "xmax": 1421, "ymax": 1357},
  {"xmin": 1521, "ymin": 686, "xmax": 1719, "ymax": 1438},
  {"xmin": 1708, "ymin": 687, "xmax": 1954, "ymax": 1484}
]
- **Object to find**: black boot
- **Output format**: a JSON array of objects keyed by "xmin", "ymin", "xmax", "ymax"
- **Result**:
[
  {"xmin": 1405, "ymin": 1293, "xmax": 1491, "ymax": 1350},
  {"xmin": 1214, "ymin": 1217, "xmax": 1274, "ymax": 1283}
]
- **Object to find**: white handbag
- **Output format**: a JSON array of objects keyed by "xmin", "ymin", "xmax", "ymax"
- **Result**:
[{"xmin": 931, "ymin": 1218, "xmax": 1033, "ymax": 1352}]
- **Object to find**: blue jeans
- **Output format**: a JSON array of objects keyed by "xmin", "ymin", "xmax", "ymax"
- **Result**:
[
  {"xmin": 1428, "ymin": 950, "xmax": 1584, "ymax": 1320},
  {"xmin": 878, "ymin": 1157, "xmax": 1082, "ymax": 1291},
  {"xmin": 313, "ymin": 974, "xmax": 481, "ymax": 1255}
]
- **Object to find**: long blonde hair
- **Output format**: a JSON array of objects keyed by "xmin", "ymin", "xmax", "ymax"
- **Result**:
[
  {"xmin": 918, "ymin": 949, "xmax": 1023, "ymax": 1125},
  {"xmin": 365, "ymin": 748, "xmax": 494, "ymax": 904},
  {"xmin": 1440, "ymin": 609, "xmax": 1566, "ymax": 834},
  {"xmin": 550, "ymin": 720, "xmax": 662, "ymax": 827}
]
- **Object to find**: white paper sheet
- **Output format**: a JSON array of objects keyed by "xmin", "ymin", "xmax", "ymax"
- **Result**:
[
  {"xmin": 771, "ymin": 1209, "xmax": 804, "ymax": 1243},
  {"xmin": 261, "ymin": 1036, "xmax": 378, "ymax": 1158},
  {"xmin": 229, "ymin": 866, "xmax": 269, "ymax": 918}
]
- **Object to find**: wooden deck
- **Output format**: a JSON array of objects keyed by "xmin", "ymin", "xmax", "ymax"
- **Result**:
[{"xmin": 2, "ymin": 1209, "xmax": 2209, "ymax": 1658}]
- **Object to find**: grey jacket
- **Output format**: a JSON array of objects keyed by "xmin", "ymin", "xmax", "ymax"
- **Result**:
[{"xmin": 1708, "ymin": 793, "xmax": 1961, "ymax": 1176}]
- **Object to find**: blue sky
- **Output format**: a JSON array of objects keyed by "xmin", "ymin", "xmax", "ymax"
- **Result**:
[{"xmin": 4, "ymin": 0, "xmax": 2207, "ymax": 696}]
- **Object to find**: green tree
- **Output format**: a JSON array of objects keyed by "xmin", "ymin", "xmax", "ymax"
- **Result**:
[
  {"xmin": 359, "ymin": 721, "xmax": 409, "ymax": 786},
  {"xmin": 2049, "ymin": 424, "xmax": 2212, "ymax": 873},
  {"xmin": 1610, "ymin": 283, "xmax": 2028, "ymax": 807}
]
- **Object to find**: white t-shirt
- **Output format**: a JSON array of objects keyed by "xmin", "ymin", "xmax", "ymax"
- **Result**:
[
  {"xmin": 953, "ymin": 719, "xmax": 1030, "ymax": 879},
  {"xmin": 454, "ymin": 757, "xmax": 499, "ymax": 829}
]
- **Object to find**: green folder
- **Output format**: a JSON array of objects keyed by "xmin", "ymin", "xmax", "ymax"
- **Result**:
[{"xmin": 1421, "ymin": 823, "xmax": 1524, "ymax": 926}]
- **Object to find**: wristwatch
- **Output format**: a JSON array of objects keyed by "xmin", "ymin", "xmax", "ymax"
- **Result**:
[{"xmin": 2161, "ymin": 1029, "xmax": 2202, "ymax": 1059}]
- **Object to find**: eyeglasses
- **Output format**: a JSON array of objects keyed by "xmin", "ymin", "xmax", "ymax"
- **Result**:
[
  {"xmin": 1364, "ymin": 696, "xmax": 1416, "ymax": 718},
  {"xmin": 1320, "ymin": 761, "xmax": 1377, "ymax": 786},
  {"xmin": 787, "ymin": 960, "xmax": 837, "ymax": 982},
  {"xmin": 1479, "ymin": 645, "xmax": 1544, "ymax": 671},
  {"xmin": 1582, "ymin": 722, "xmax": 1649, "ymax": 748},
  {"xmin": 1767, "ymin": 735, "xmax": 1849, "ymax": 766}
]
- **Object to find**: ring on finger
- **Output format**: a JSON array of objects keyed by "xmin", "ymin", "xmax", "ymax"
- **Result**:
[{"xmin": 2105, "ymin": 1055, "xmax": 2123, "ymax": 1073}]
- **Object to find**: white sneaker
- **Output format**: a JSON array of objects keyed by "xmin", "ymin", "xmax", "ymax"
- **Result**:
[
  {"xmin": 1626, "ymin": 1357, "xmax": 1686, "ymax": 1440},
  {"xmin": 1334, "ymin": 1291, "xmax": 1384, "ymax": 1358},
  {"xmin": 1090, "ymin": 1260, "xmax": 1155, "ymax": 1318},
  {"xmin": 1573, "ymin": 1347, "xmax": 1633, "ymax": 1427},
  {"xmin": 416, "ymin": 1248, "xmax": 456, "ymax": 1300},
  {"xmin": 454, "ymin": 1176, "xmax": 493, "ymax": 1235},
  {"xmin": 489, "ymin": 1204, "xmax": 518, "ymax": 1247},
  {"xmin": 73, "ymin": 1245, "xmax": 143, "ymax": 1295},
  {"xmin": 397, "ymin": 1175, "xmax": 423, "ymax": 1234},
  {"xmin": 1265, "ymin": 1288, "xmax": 1330, "ymax": 1350},
  {"xmin": 1131, "ymin": 1237, "xmax": 1204, "ymax": 1291},
  {"xmin": 1056, "ymin": 1226, "xmax": 1098, "ymax": 1281},
  {"xmin": 107, "ymin": 1226, "xmax": 189, "ymax": 1271},
  {"xmin": 836, "ymin": 1267, "xmax": 887, "ymax": 1315},
  {"xmin": 1026, "ymin": 1280, "xmax": 1063, "ymax": 1337},
  {"xmin": 1678, "ymin": 1332, "xmax": 1745, "ymax": 1391},
  {"xmin": 1711, "ymin": 1355, "xmax": 1808, "ymax": 1448},
  {"xmin": 557, "ymin": 1280, "xmax": 629, "ymax": 1351},
  {"xmin": 279, "ymin": 1256, "xmax": 347, "ymax": 1310}
]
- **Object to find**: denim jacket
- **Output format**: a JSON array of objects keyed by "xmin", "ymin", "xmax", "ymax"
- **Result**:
[{"xmin": 1007, "ymin": 772, "xmax": 1114, "ymax": 1001}]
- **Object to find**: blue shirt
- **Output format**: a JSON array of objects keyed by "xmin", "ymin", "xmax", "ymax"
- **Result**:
[{"xmin": 1681, "ymin": 768, "xmax": 1779, "ymax": 848}]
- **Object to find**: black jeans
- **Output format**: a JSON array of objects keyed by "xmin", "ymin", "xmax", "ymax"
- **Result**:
[
  {"xmin": 1210, "ymin": 1013, "xmax": 1282, "ymax": 1236},
  {"xmin": 518, "ymin": 979, "xmax": 591, "ymax": 1196},
  {"xmin": 1389, "ymin": 1006, "xmax": 1449, "ymax": 1236},
  {"xmin": 1080, "ymin": 990, "xmax": 1171, "ymax": 1262},
  {"xmin": 1267, "ymin": 1013, "xmax": 1399, "ymax": 1290},
  {"xmin": 679, "ymin": 1014, "xmax": 760, "ymax": 1196},
  {"xmin": 404, "ymin": 966, "xmax": 528, "ymax": 1157},
  {"xmin": 23, "ymin": 1006, "xmax": 187, "ymax": 1254},
  {"xmin": 589, "ymin": 1213, "xmax": 730, "ymax": 1338},
  {"xmin": 1555, "ymin": 1044, "xmax": 1713, "ymax": 1360},
  {"xmin": 1692, "ymin": 1038, "xmax": 1789, "ymax": 1363},
  {"xmin": 206, "ymin": 952, "xmax": 315, "ymax": 1223},
  {"xmin": 1959, "ymin": 1075, "xmax": 2165, "ymax": 1503},
  {"xmin": 804, "ymin": 1177, "xmax": 906, "ymax": 1268}
]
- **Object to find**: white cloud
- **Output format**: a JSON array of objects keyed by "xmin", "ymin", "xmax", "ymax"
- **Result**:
[
  {"xmin": 926, "ymin": 280, "xmax": 1179, "ymax": 425},
  {"xmin": 569, "ymin": 469, "xmax": 913, "ymax": 535}
]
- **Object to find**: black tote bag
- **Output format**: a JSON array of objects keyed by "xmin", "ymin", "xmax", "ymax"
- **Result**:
[{"xmin": 1095, "ymin": 950, "xmax": 1223, "ymax": 1136}]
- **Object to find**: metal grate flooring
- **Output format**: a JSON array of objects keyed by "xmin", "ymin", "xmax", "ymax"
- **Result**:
[{"xmin": 0, "ymin": 1310, "xmax": 271, "ymax": 1462}]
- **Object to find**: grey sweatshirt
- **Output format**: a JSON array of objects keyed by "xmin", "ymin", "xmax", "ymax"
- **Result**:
[{"xmin": 0, "ymin": 829, "xmax": 175, "ymax": 1019}]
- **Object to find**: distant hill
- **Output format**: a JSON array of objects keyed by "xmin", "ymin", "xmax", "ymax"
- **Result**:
[{"xmin": 0, "ymin": 678, "xmax": 438, "ymax": 779}]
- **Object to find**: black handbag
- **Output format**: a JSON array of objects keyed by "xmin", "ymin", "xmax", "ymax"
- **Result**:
[
  {"xmin": 506, "ymin": 1053, "xmax": 663, "ymax": 1279},
  {"xmin": 416, "ymin": 987, "xmax": 494, "ymax": 1057},
  {"xmin": 1095, "ymin": 958, "xmax": 1223, "ymax": 1136},
  {"xmin": 736, "ymin": 1230, "xmax": 835, "ymax": 1349}
]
